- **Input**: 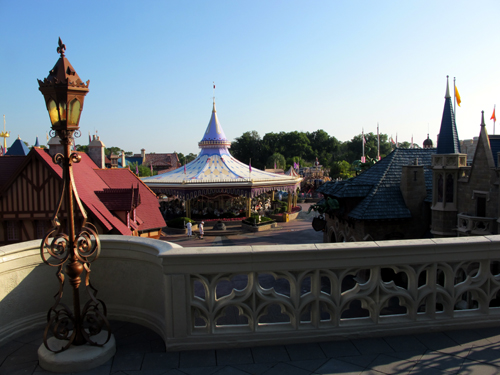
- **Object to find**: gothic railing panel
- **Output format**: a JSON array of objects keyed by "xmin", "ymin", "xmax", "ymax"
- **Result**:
[{"xmin": 457, "ymin": 213, "xmax": 496, "ymax": 235}]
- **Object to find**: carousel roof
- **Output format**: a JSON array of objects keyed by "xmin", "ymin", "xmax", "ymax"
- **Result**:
[{"xmin": 142, "ymin": 101, "xmax": 301, "ymax": 198}]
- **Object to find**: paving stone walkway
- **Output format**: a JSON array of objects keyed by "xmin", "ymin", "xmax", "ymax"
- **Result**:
[{"xmin": 2, "ymin": 321, "xmax": 500, "ymax": 374}]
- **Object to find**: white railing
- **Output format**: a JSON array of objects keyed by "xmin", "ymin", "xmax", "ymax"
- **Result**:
[
  {"xmin": 457, "ymin": 213, "xmax": 497, "ymax": 235},
  {"xmin": 2, "ymin": 235, "xmax": 500, "ymax": 350}
]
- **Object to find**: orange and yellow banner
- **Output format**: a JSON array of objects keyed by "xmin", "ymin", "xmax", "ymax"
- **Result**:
[{"xmin": 455, "ymin": 86, "xmax": 461, "ymax": 107}]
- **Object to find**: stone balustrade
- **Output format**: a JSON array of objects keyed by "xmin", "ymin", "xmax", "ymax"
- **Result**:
[
  {"xmin": 2, "ymin": 235, "xmax": 500, "ymax": 351},
  {"xmin": 457, "ymin": 213, "xmax": 497, "ymax": 235}
]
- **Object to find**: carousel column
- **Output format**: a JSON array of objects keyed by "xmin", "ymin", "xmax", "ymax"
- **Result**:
[
  {"xmin": 185, "ymin": 198, "xmax": 191, "ymax": 219},
  {"xmin": 246, "ymin": 195, "xmax": 251, "ymax": 217},
  {"xmin": 271, "ymin": 191, "xmax": 275, "ymax": 201},
  {"xmin": 287, "ymin": 192, "xmax": 292, "ymax": 213}
]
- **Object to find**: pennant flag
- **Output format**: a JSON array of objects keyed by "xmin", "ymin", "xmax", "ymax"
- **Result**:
[
  {"xmin": 361, "ymin": 156, "xmax": 366, "ymax": 163},
  {"xmin": 89, "ymin": 131, "xmax": 92, "ymax": 143},
  {"xmin": 136, "ymin": 164, "xmax": 139, "ymax": 175},
  {"xmin": 184, "ymin": 162, "xmax": 187, "ymax": 174},
  {"xmin": 390, "ymin": 136, "xmax": 395, "ymax": 145},
  {"xmin": 150, "ymin": 163, "xmax": 153, "ymax": 174},
  {"xmin": 455, "ymin": 86, "xmax": 461, "ymax": 107},
  {"xmin": 491, "ymin": 106, "xmax": 496, "ymax": 122}
]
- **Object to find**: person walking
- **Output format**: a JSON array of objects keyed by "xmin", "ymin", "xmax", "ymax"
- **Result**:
[
  {"xmin": 199, "ymin": 221, "xmax": 204, "ymax": 239},
  {"xmin": 186, "ymin": 221, "xmax": 192, "ymax": 237}
]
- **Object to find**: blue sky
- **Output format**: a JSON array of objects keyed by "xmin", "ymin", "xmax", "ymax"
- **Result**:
[{"xmin": 1, "ymin": 1, "xmax": 499, "ymax": 155}]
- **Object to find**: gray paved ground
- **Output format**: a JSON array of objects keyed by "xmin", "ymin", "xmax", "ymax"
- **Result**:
[
  {"xmin": 3, "ymin": 321, "xmax": 500, "ymax": 374},
  {"xmin": 4, "ymin": 204, "xmax": 500, "ymax": 374},
  {"xmin": 161, "ymin": 203, "xmax": 324, "ymax": 247}
]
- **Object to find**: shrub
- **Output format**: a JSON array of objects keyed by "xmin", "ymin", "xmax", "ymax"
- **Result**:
[{"xmin": 167, "ymin": 217, "xmax": 195, "ymax": 229}]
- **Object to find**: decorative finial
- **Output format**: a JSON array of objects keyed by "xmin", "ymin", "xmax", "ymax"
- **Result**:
[
  {"xmin": 445, "ymin": 75, "xmax": 450, "ymax": 99},
  {"xmin": 481, "ymin": 110, "xmax": 485, "ymax": 127},
  {"xmin": 57, "ymin": 37, "xmax": 66, "ymax": 57}
]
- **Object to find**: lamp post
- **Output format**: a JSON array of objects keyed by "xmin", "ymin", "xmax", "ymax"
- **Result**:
[{"xmin": 38, "ymin": 38, "xmax": 110, "ymax": 352}]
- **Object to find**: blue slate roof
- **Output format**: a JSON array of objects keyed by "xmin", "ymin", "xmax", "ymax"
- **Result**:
[
  {"xmin": 317, "ymin": 148, "xmax": 436, "ymax": 220},
  {"xmin": 6, "ymin": 138, "xmax": 30, "ymax": 156},
  {"xmin": 437, "ymin": 79, "xmax": 460, "ymax": 154},
  {"xmin": 489, "ymin": 136, "xmax": 500, "ymax": 167}
]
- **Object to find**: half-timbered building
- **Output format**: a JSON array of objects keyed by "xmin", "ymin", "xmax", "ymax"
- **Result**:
[{"xmin": 0, "ymin": 147, "xmax": 165, "ymax": 245}]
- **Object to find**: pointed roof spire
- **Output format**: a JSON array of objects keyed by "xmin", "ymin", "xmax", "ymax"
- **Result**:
[
  {"xmin": 198, "ymin": 99, "xmax": 231, "ymax": 149},
  {"xmin": 437, "ymin": 76, "xmax": 460, "ymax": 154},
  {"xmin": 34, "ymin": 136, "xmax": 40, "ymax": 147},
  {"xmin": 481, "ymin": 110, "xmax": 486, "ymax": 127},
  {"xmin": 445, "ymin": 75, "xmax": 451, "ymax": 99}
]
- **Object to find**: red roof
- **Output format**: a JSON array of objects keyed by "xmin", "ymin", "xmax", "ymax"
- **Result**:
[
  {"xmin": 95, "ymin": 187, "xmax": 140, "ymax": 211},
  {"xmin": 34, "ymin": 149, "xmax": 165, "ymax": 234},
  {"xmin": 95, "ymin": 168, "xmax": 165, "ymax": 232}
]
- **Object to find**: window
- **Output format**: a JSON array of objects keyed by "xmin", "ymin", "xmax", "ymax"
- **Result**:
[
  {"xmin": 36, "ymin": 220, "xmax": 46, "ymax": 239},
  {"xmin": 445, "ymin": 174, "xmax": 454, "ymax": 203},
  {"xmin": 477, "ymin": 197, "xmax": 486, "ymax": 217},
  {"xmin": 437, "ymin": 175, "xmax": 443, "ymax": 202},
  {"xmin": 7, "ymin": 221, "xmax": 19, "ymax": 241}
]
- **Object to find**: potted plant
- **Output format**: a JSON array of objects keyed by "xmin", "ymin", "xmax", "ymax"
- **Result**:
[{"xmin": 308, "ymin": 197, "xmax": 339, "ymax": 232}]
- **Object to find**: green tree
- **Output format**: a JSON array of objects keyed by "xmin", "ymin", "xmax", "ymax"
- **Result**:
[
  {"xmin": 105, "ymin": 146, "xmax": 123, "ymax": 156},
  {"xmin": 177, "ymin": 152, "xmax": 197, "ymax": 164},
  {"xmin": 266, "ymin": 153, "xmax": 286, "ymax": 169},
  {"xmin": 343, "ymin": 132, "xmax": 392, "ymax": 163},
  {"xmin": 76, "ymin": 145, "xmax": 89, "ymax": 153},
  {"xmin": 231, "ymin": 131, "xmax": 264, "ymax": 168},
  {"xmin": 130, "ymin": 161, "xmax": 154, "ymax": 177},
  {"xmin": 306, "ymin": 130, "xmax": 342, "ymax": 166},
  {"xmin": 282, "ymin": 131, "xmax": 313, "ymax": 160},
  {"xmin": 329, "ymin": 160, "xmax": 354, "ymax": 179}
]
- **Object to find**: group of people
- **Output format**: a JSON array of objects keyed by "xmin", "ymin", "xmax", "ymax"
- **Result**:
[{"xmin": 185, "ymin": 220, "xmax": 204, "ymax": 239}]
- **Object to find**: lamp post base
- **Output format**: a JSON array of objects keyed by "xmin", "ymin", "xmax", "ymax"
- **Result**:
[{"xmin": 37, "ymin": 331, "xmax": 116, "ymax": 373}]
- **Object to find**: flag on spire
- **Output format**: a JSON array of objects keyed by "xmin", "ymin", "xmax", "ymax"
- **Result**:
[
  {"xmin": 361, "ymin": 129, "xmax": 366, "ymax": 163},
  {"xmin": 455, "ymin": 85, "xmax": 461, "ymax": 107},
  {"xmin": 491, "ymin": 106, "xmax": 496, "ymax": 122},
  {"xmin": 377, "ymin": 123, "xmax": 381, "ymax": 160}
]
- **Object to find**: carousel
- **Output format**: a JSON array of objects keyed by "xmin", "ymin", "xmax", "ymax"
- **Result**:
[{"xmin": 142, "ymin": 100, "xmax": 302, "ymax": 220}]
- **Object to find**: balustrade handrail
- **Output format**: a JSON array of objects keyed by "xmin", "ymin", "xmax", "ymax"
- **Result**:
[{"xmin": 3, "ymin": 235, "xmax": 500, "ymax": 351}]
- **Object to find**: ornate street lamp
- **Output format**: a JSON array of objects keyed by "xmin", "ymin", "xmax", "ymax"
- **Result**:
[{"xmin": 38, "ymin": 38, "xmax": 110, "ymax": 352}]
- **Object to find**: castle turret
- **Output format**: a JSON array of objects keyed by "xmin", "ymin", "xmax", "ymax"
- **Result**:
[{"xmin": 431, "ymin": 77, "xmax": 467, "ymax": 237}]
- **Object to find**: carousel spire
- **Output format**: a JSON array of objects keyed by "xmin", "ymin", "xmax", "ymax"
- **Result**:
[{"xmin": 199, "ymin": 99, "xmax": 231, "ymax": 149}]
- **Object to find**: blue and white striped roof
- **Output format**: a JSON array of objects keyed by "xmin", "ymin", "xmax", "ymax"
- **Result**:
[{"xmin": 142, "ymin": 101, "xmax": 301, "ymax": 190}]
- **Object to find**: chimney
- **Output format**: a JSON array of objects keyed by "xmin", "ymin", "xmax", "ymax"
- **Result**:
[
  {"xmin": 88, "ymin": 136, "xmax": 106, "ymax": 169},
  {"xmin": 141, "ymin": 148, "xmax": 146, "ymax": 162},
  {"xmin": 121, "ymin": 152, "xmax": 126, "ymax": 168}
]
